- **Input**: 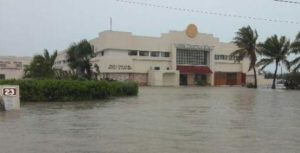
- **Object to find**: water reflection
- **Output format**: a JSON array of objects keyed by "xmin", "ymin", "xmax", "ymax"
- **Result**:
[
  {"xmin": 0, "ymin": 110, "xmax": 21, "ymax": 121},
  {"xmin": 0, "ymin": 87, "xmax": 300, "ymax": 153}
]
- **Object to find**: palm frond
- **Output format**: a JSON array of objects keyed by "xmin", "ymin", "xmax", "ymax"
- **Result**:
[
  {"xmin": 256, "ymin": 58, "xmax": 273, "ymax": 70},
  {"xmin": 293, "ymin": 63, "xmax": 300, "ymax": 72},
  {"xmin": 282, "ymin": 59, "xmax": 291, "ymax": 71},
  {"xmin": 50, "ymin": 50, "xmax": 58, "ymax": 65},
  {"xmin": 290, "ymin": 56, "xmax": 300, "ymax": 66},
  {"xmin": 291, "ymin": 32, "xmax": 300, "ymax": 54},
  {"xmin": 230, "ymin": 48, "xmax": 247, "ymax": 61},
  {"xmin": 43, "ymin": 49, "xmax": 50, "ymax": 60}
]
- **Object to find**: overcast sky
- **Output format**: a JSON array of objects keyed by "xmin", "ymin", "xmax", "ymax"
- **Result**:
[{"xmin": 0, "ymin": 0, "xmax": 299, "ymax": 57}]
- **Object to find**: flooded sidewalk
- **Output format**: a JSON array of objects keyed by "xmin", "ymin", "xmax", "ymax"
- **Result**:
[{"xmin": 0, "ymin": 87, "xmax": 300, "ymax": 153}]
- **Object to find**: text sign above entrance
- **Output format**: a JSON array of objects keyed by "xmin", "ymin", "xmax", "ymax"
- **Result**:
[
  {"xmin": 175, "ymin": 44, "xmax": 213, "ymax": 51},
  {"xmin": 108, "ymin": 64, "xmax": 132, "ymax": 70}
]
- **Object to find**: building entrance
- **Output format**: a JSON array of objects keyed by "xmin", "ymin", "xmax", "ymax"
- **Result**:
[
  {"xmin": 226, "ymin": 73, "xmax": 237, "ymax": 85},
  {"xmin": 180, "ymin": 74, "xmax": 188, "ymax": 85}
]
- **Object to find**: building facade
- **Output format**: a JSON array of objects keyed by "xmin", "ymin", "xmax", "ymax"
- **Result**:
[
  {"xmin": 54, "ymin": 24, "xmax": 256, "ymax": 86},
  {"xmin": 0, "ymin": 56, "xmax": 32, "ymax": 80}
]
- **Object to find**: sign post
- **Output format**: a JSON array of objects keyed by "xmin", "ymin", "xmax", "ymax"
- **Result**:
[{"xmin": 0, "ymin": 85, "xmax": 20, "ymax": 111}]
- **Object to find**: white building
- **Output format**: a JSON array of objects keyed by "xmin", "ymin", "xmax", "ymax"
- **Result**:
[
  {"xmin": 0, "ymin": 56, "xmax": 32, "ymax": 80},
  {"xmin": 54, "ymin": 24, "xmax": 266, "ymax": 86}
]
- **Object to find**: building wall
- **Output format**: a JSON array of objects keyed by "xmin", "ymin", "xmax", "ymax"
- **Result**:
[
  {"xmin": 214, "ymin": 63, "xmax": 242, "ymax": 72},
  {"xmin": 53, "ymin": 24, "xmax": 253, "ymax": 86},
  {"xmin": 53, "ymin": 51, "xmax": 70, "ymax": 71},
  {"xmin": 0, "ymin": 56, "xmax": 32, "ymax": 80},
  {"xmin": 148, "ymin": 70, "xmax": 179, "ymax": 86}
]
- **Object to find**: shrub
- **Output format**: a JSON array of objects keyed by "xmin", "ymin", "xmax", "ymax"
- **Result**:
[
  {"xmin": 196, "ymin": 80, "xmax": 208, "ymax": 86},
  {"xmin": 246, "ymin": 83, "xmax": 256, "ymax": 88},
  {"xmin": 0, "ymin": 79, "xmax": 138, "ymax": 102},
  {"xmin": 284, "ymin": 72, "xmax": 300, "ymax": 89}
]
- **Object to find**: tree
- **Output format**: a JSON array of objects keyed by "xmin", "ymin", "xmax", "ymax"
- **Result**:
[
  {"xmin": 230, "ymin": 26, "xmax": 259, "ymax": 88},
  {"xmin": 24, "ymin": 49, "xmax": 57, "ymax": 78},
  {"xmin": 256, "ymin": 35, "xmax": 291, "ymax": 89},
  {"xmin": 290, "ymin": 32, "xmax": 300, "ymax": 72},
  {"xmin": 93, "ymin": 64, "xmax": 100, "ymax": 80},
  {"xmin": 66, "ymin": 39, "xmax": 94, "ymax": 79}
]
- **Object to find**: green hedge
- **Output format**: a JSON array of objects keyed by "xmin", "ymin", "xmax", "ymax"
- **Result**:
[{"xmin": 0, "ymin": 79, "xmax": 138, "ymax": 102}]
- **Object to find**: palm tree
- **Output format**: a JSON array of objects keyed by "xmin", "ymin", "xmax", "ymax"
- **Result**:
[
  {"xmin": 290, "ymin": 32, "xmax": 300, "ymax": 71},
  {"xmin": 66, "ymin": 39, "xmax": 94, "ymax": 79},
  {"xmin": 24, "ymin": 49, "xmax": 58, "ymax": 78},
  {"xmin": 256, "ymin": 35, "xmax": 291, "ymax": 89},
  {"xmin": 231, "ymin": 26, "xmax": 259, "ymax": 88}
]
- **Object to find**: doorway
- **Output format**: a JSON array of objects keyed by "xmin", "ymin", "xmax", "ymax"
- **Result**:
[
  {"xmin": 0, "ymin": 74, "xmax": 5, "ymax": 80},
  {"xmin": 180, "ymin": 74, "xmax": 187, "ymax": 85},
  {"xmin": 226, "ymin": 73, "xmax": 237, "ymax": 85}
]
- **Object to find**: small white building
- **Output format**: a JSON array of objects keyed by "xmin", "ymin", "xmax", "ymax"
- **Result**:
[
  {"xmin": 54, "ymin": 24, "xmax": 266, "ymax": 86},
  {"xmin": 0, "ymin": 56, "xmax": 32, "ymax": 80}
]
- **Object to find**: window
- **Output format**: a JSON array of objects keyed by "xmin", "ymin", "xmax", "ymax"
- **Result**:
[
  {"xmin": 0, "ymin": 64, "xmax": 6, "ymax": 68},
  {"xmin": 154, "ymin": 67, "xmax": 160, "ymax": 70},
  {"xmin": 139, "ymin": 51, "xmax": 149, "ymax": 56},
  {"xmin": 128, "ymin": 50, "xmax": 138, "ymax": 56},
  {"xmin": 215, "ymin": 55, "xmax": 219, "ymax": 60},
  {"xmin": 176, "ymin": 49, "xmax": 208, "ymax": 65},
  {"xmin": 219, "ymin": 55, "xmax": 225, "ymax": 60},
  {"xmin": 16, "ymin": 63, "xmax": 22, "ymax": 68},
  {"xmin": 224, "ymin": 55, "xmax": 228, "ymax": 60},
  {"xmin": 215, "ymin": 54, "xmax": 240, "ymax": 62},
  {"xmin": 151, "ymin": 51, "xmax": 160, "ymax": 57},
  {"xmin": 0, "ymin": 74, "xmax": 5, "ymax": 80},
  {"xmin": 161, "ymin": 52, "xmax": 170, "ymax": 57},
  {"xmin": 101, "ymin": 51, "xmax": 104, "ymax": 56}
]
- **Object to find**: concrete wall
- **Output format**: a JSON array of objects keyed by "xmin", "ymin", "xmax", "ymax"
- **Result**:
[
  {"xmin": 148, "ymin": 70, "xmax": 179, "ymax": 86},
  {"xmin": 0, "ymin": 56, "xmax": 32, "ymax": 80},
  {"xmin": 215, "ymin": 63, "xmax": 242, "ymax": 72}
]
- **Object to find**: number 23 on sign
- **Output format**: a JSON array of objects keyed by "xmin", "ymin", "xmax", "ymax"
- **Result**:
[{"xmin": 2, "ymin": 88, "xmax": 17, "ymax": 96}]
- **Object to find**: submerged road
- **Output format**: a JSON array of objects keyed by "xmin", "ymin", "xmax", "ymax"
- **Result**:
[{"xmin": 0, "ymin": 87, "xmax": 300, "ymax": 153}]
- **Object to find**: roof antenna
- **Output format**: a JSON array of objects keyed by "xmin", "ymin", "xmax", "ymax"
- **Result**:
[{"xmin": 110, "ymin": 17, "xmax": 112, "ymax": 31}]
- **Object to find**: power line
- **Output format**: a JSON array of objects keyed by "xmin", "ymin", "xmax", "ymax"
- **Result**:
[
  {"xmin": 274, "ymin": 0, "xmax": 300, "ymax": 4},
  {"xmin": 116, "ymin": 0, "xmax": 299, "ymax": 25}
]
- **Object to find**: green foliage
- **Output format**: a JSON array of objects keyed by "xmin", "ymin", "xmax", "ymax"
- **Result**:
[
  {"xmin": 66, "ymin": 40, "xmax": 95, "ymax": 80},
  {"xmin": 231, "ymin": 25, "xmax": 259, "ymax": 88},
  {"xmin": 196, "ymin": 80, "xmax": 208, "ymax": 86},
  {"xmin": 0, "ymin": 79, "xmax": 138, "ymax": 102},
  {"xmin": 289, "ymin": 32, "xmax": 300, "ymax": 72},
  {"xmin": 246, "ymin": 83, "xmax": 256, "ymax": 88},
  {"xmin": 24, "ymin": 49, "xmax": 58, "ymax": 78}
]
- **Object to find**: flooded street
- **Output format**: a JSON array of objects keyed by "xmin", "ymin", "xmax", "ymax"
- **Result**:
[{"xmin": 1, "ymin": 87, "xmax": 300, "ymax": 153}]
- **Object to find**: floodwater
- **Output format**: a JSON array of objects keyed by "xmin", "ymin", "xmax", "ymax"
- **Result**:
[{"xmin": 0, "ymin": 87, "xmax": 300, "ymax": 153}]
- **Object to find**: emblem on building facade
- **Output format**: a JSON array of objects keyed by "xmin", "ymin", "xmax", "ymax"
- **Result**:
[{"xmin": 185, "ymin": 24, "xmax": 198, "ymax": 38}]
